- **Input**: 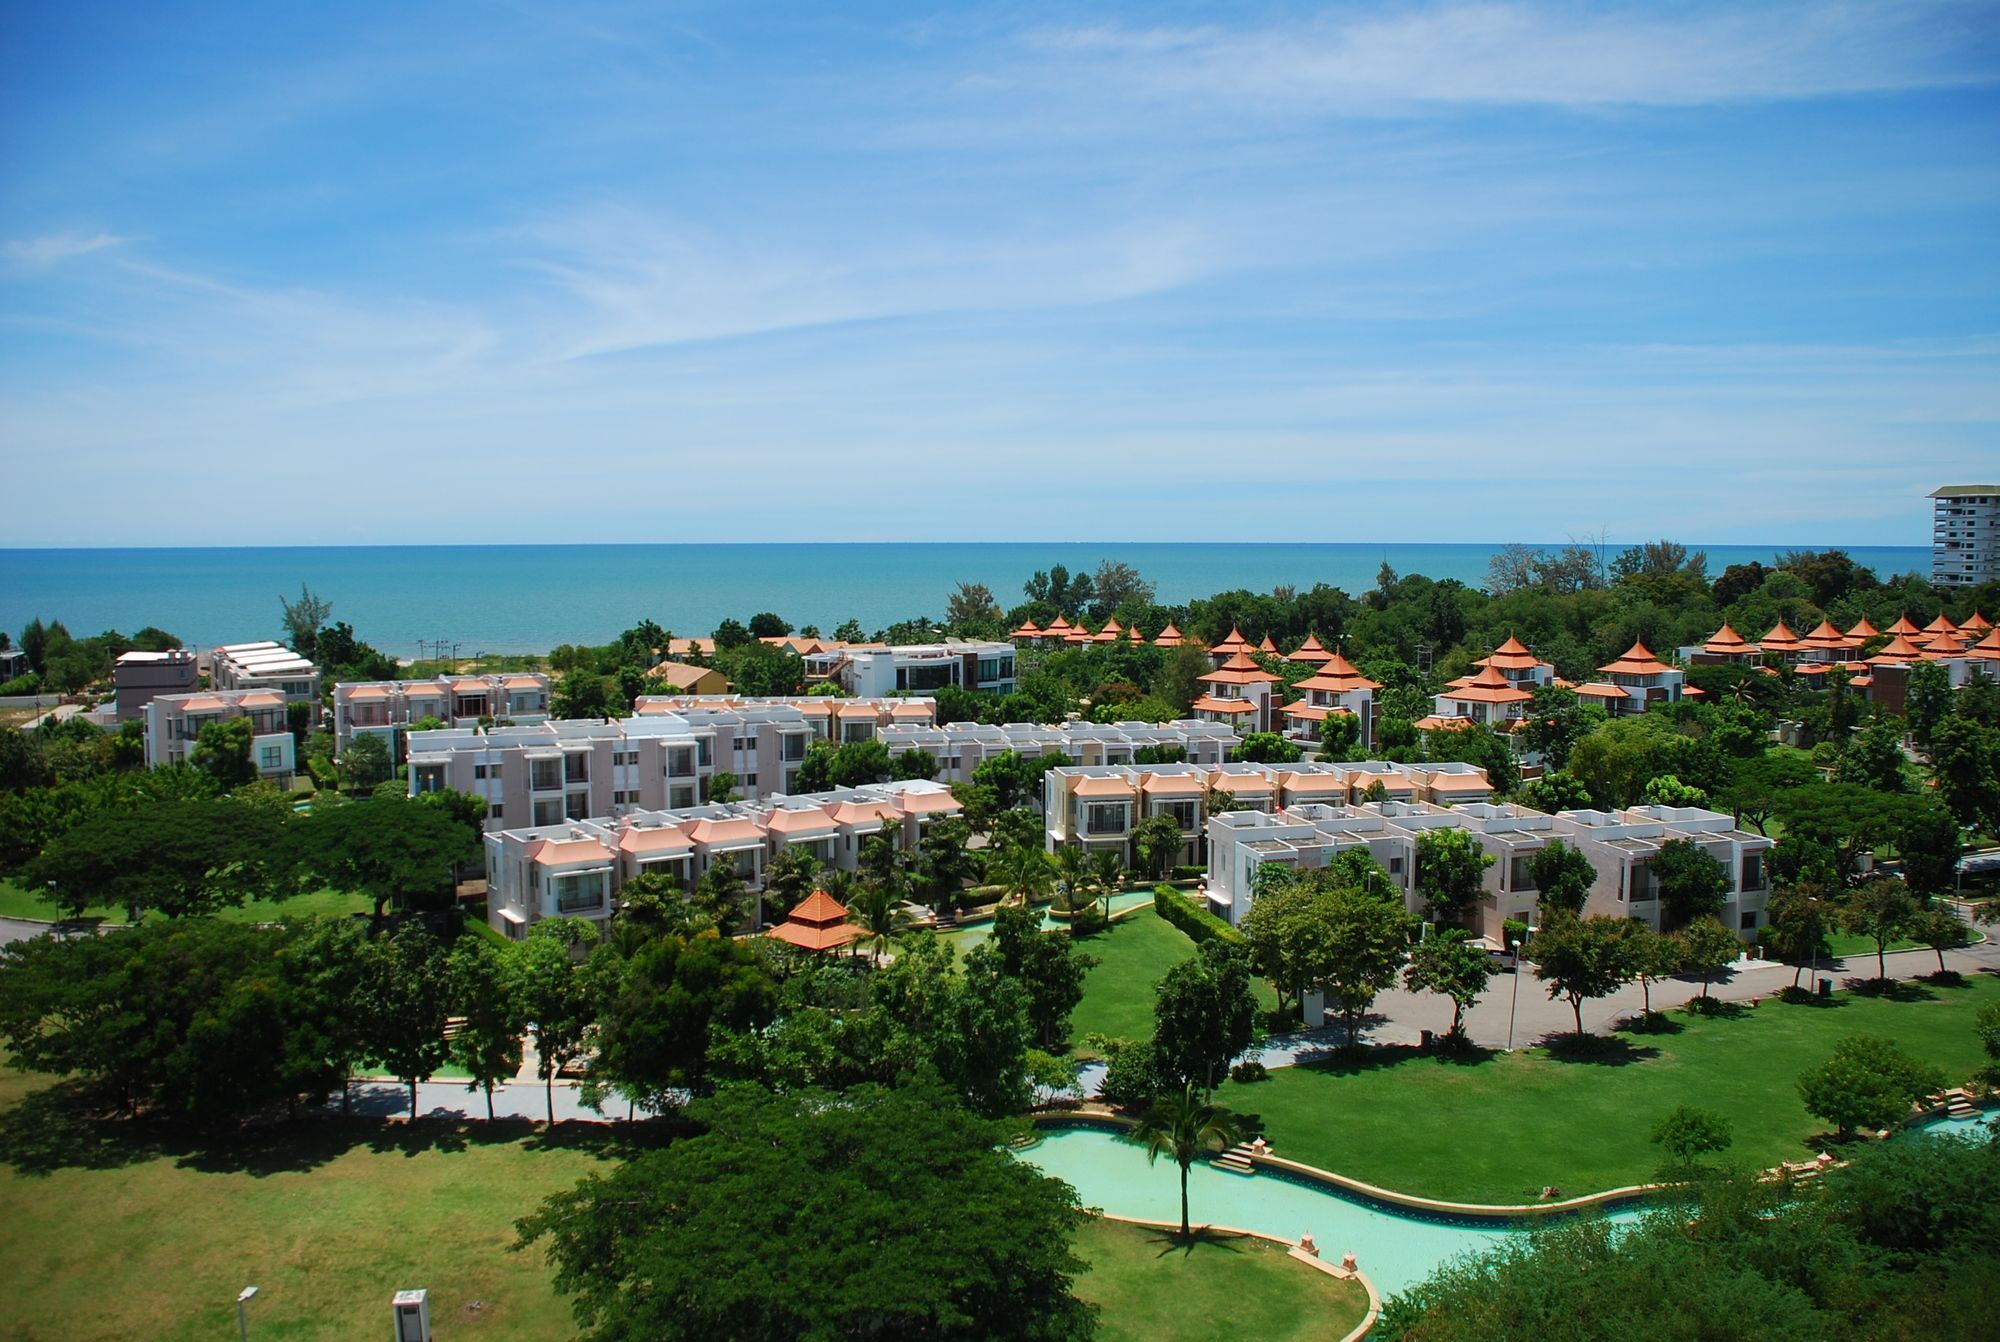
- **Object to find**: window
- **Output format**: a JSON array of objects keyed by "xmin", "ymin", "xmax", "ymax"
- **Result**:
[
  {"xmin": 734, "ymin": 735, "xmax": 755, "ymax": 753},
  {"xmin": 565, "ymin": 793, "xmax": 590, "ymax": 821},
  {"xmin": 668, "ymin": 746, "xmax": 694, "ymax": 776},
  {"xmin": 473, "ymin": 764, "xmax": 489, "ymax": 780},
  {"xmin": 533, "ymin": 799, "xmax": 563, "ymax": 826},
  {"xmin": 696, "ymin": 738, "xmax": 712, "ymax": 767},
  {"xmin": 564, "ymin": 753, "xmax": 589, "ymax": 784},
  {"xmin": 1388, "ymin": 856, "xmax": 1404, "ymax": 875},
  {"xmin": 1085, "ymin": 803, "xmax": 1129, "ymax": 835},
  {"xmin": 259, "ymin": 746, "xmax": 283, "ymax": 769},
  {"xmin": 530, "ymin": 759, "xmax": 561, "ymax": 791},
  {"xmin": 1163, "ymin": 800, "xmax": 1198, "ymax": 831},
  {"xmin": 782, "ymin": 734, "xmax": 806, "ymax": 762},
  {"xmin": 490, "ymin": 805, "xmax": 503, "ymax": 821},
  {"xmin": 1741, "ymin": 854, "xmax": 1766, "ymax": 892},
  {"xmin": 1740, "ymin": 911, "xmax": 1758, "ymax": 931},
  {"xmin": 1509, "ymin": 855, "xmax": 1537, "ymax": 892},
  {"xmin": 744, "ymin": 774, "xmax": 757, "ymax": 788},
  {"xmin": 552, "ymin": 872, "xmax": 604, "ymax": 915},
  {"xmin": 671, "ymin": 786, "xmax": 696, "ymax": 809},
  {"xmin": 1629, "ymin": 866, "xmax": 1657, "ymax": 901}
]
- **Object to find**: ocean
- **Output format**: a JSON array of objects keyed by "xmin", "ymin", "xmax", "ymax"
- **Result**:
[{"xmin": 0, "ymin": 543, "xmax": 1932, "ymax": 656}]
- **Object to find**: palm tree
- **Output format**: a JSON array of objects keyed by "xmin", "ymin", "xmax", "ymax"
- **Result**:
[
  {"xmin": 1052, "ymin": 844, "xmax": 1090, "ymax": 912},
  {"xmin": 846, "ymin": 883, "xmax": 910, "ymax": 963},
  {"xmin": 995, "ymin": 843, "xmax": 1055, "ymax": 908},
  {"xmin": 1133, "ymin": 1084, "xmax": 1246, "ymax": 1241},
  {"xmin": 1087, "ymin": 848, "xmax": 1125, "ymax": 917}
]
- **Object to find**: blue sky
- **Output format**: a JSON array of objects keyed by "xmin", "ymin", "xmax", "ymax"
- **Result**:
[{"xmin": 2, "ymin": 1, "xmax": 1996, "ymax": 547}]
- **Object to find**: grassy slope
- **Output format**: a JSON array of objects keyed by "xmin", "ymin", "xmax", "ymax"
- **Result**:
[
  {"xmin": 1069, "ymin": 908, "xmax": 1278, "ymax": 1051},
  {"xmin": 0, "ymin": 879, "xmax": 370, "ymax": 925},
  {"xmin": 1221, "ymin": 972, "xmax": 2000, "ymax": 1205},
  {"xmin": 0, "ymin": 1072, "xmax": 603, "ymax": 1342},
  {"xmin": 1074, "ymin": 1217, "xmax": 1368, "ymax": 1342}
]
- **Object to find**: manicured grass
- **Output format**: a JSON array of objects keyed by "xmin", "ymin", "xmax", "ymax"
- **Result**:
[
  {"xmin": 0, "ymin": 879, "xmax": 370, "ymax": 926},
  {"xmin": 0, "ymin": 1071, "xmax": 612, "ymax": 1342},
  {"xmin": 1073, "ymin": 1216, "xmax": 1368, "ymax": 1342},
  {"xmin": 1069, "ymin": 908, "xmax": 1205, "ymax": 1046},
  {"xmin": 1069, "ymin": 908, "xmax": 1279, "ymax": 1052},
  {"xmin": 1219, "ymin": 972, "xmax": 2000, "ymax": 1205}
]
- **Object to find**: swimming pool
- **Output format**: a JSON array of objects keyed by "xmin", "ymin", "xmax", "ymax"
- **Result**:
[
  {"xmin": 946, "ymin": 890, "xmax": 1158, "ymax": 949},
  {"xmin": 1905, "ymin": 1111, "xmax": 1996, "ymax": 1141},
  {"xmin": 1017, "ymin": 1124, "xmax": 1644, "ymax": 1296}
]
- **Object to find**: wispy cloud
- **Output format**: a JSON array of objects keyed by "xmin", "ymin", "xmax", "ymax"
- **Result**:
[
  {"xmin": 4, "ymin": 232, "xmax": 133, "ymax": 267},
  {"xmin": 1011, "ymin": 2, "xmax": 2000, "ymax": 113}
]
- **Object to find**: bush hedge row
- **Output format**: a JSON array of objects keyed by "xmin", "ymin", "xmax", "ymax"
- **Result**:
[{"xmin": 1153, "ymin": 883, "xmax": 1242, "ymax": 946}]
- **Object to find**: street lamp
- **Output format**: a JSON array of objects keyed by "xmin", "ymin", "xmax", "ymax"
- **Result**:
[
  {"xmin": 237, "ymin": 1286, "xmax": 259, "ymax": 1342},
  {"xmin": 1505, "ymin": 924, "xmax": 1538, "ymax": 1050}
]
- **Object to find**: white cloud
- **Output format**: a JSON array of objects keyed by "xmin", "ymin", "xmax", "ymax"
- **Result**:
[
  {"xmin": 1011, "ymin": 1, "xmax": 1999, "ymax": 113},
  {"xmin": 4, "ymin": 232, "xmax": 133, "ymax": 266}
]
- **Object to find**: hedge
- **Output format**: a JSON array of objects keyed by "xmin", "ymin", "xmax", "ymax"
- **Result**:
[
  {"xmin": 306, "ymin": 754, "xmax": 339, "ymax": 789},
  {"xmin": 1153, "ymin": 884, "xmax": 1242, "ymax": 946}
]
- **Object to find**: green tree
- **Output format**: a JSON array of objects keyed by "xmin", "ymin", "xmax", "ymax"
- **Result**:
[
  {"xmin": 1230, "ymin": 731, "xmax": 1302, "ymax": 764},
  {"xmin": 517, "ymin": 1081, "xmax": 1094, "ymax": 1342},
  {"xmin": 189, "ymin": 717, "xmax": 257, "ymax": 789},
  {"xmin": 26, "ymin": 798, "xmax": 286, "ymax": 920},
  {"xmin": 1640, "ymin": 773, "xmax": 1708, "ymax": 808},
  {"xmin": 990, "ymin": 902, "xmax": 1096, "ymax": 1050},
  {"xmin": 1134, "ymin": 1083, "xmax": 1247, "ymax": 1242},
  {"xmin": 339, "ymin": 731, "xmax": 393, "ymax": 790},
  {"xmin": 361, "ymin": 923, "xmax": 453, "ymax": 1119},
  {"xmin": 845, "ymin": 882, "xmax": 912, "ymax": 963},
  {"xmin": 1837, "ymin": 716, "xmax": 1910, "ymax": 793},
  {"xmin": 1415, "ymin": 827, "xmax": 1494, "ymax": 926},
  {"xmin": 1621, "ymin": 921, "xmax": 1679, "ymax": 1022},
  {"xmin": 1526, "ymin": 839, "xmax": 1596, "ymax": 918},
  {"xmin": 1673, "ymin": 917, "xmax": 1741, "ymax": 1002},
  {"xmin": 1130, "ymin": 811, "xmax": 1186, "ymax": 881},
  {"xmin": 1649, "ymin": 1104, "xmax": 1733, "ymax": 1179},
  {"xmin": 278, "ymin": 583, "xmax": 333, "ymax": 660},
  {"xmin": 1151, "ymin": 940, "xmax": 1258, "ymax": 1091},
  {"xmin": 1316, "ymin": 886, "xmax": 1418, "ymax": 1044},
  {"xmin": 589, "ymin": 931, "xmax": 777, "ymax": 1112},
  {"xmin": 747, "ymin": 611, "xmax": 792, "ymax": 638},
  {"xmin": 1403, "ymin": 928, "xmax": 1495, "ymax": 1041},
  {"xmin": 513, "ymin": 918, "xmax": 601, "ymax": 1125},
  {"xmin": 447, "ymin": 934, "xmax": 526, "ymax": 1120},
  {"xmin": 762, "ymin": 846, "xmax": 822, "ymax": 920},
  {"xmin": 1796, "ymin": 1034, "xmax": 1945, "ymax": 1138},
  {"xmin": 1318, "ymin": 709, "xmax": 1361, "ymax": 761},
  {"xmin": 1905, "ymin": 660, "xmax": 1954, "ymax": 745},
  {"xmin": 1763, "ymin": 884, "xmax": 1833, "ymax": 989},
  {"xmin": 1650, "ymin": 838, "xmax": 1732, "ymax": 930},
  {"xmin": 1896, "ymin": 803, "xmax": 1962, "ymax": 898},
  {"xmin": 892, "ymin": 747, "xmax": 938, "ymax": 781},
  {"xmin": 993, "ymin": 843, "xmax": 1055, "ymax": 907},
  {"xmin": 285, "ymin": 795, "xmax": 476, "ymax": 922},
  {"xmin": 912, "ymin": 816, "xmax": 981, "ymax": 913},
  {"xmin": 1839, "ymin": 878, "xmax": 1922, "ymax": 982},
  {"xmin": 1532, "ymin": 914, "xmax": 1633, "ymax": 1037},
  {"xmin": 1906, "ymin": 906, "xmax": 1970, "ymax": 977},
  {"xmin": 1926, "ymin": 716, "xmax": 2000, "ymax": 836},
  {"xmin": 1518, "ymin": 770, "xmax": 1591, "ymax": 814}
]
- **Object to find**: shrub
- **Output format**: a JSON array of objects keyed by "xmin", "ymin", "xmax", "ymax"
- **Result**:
[
  {"xmin": 1097, "ymin": 1040, "xmax": 1167, "ymax": 1108},
  {"xmin": 306, "ymin": 754, "xmax": 339, "ymax": 789},
  {"xmin": 1229, "ymin": 1059, "xmax": 1269, "ymax": 1084},
  {"xmin": 1153, "ymin": 884, "xmax": 1243, "ymax": 946},
  {"xmin": 1171, "ymin": 865, "xmax": 1206, "ymax": 881}
]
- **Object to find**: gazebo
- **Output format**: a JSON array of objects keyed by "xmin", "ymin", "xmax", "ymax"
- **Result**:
[{"xmin": 765, "ymin": 889, "xmax": 861, "ymax": 954}]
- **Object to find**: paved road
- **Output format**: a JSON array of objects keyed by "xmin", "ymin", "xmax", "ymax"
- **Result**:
[{"xmin": 339, "ymin": 1077, "xmax": 653, "ymax": 1123}]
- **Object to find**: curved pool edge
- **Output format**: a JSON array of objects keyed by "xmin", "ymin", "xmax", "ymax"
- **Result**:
[
  {"xmin": 1087, "ymin": 1210, "xmax": 1381, "ymax": 1342},
  {"xmin": 1033, "ymin": 1109, "xmax": 1661, "ymax": 1222}
]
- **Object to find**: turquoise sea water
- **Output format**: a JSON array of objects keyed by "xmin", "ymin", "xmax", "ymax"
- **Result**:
[{"xmin": 0, "ymin": 543, "xmax": 1929, "ymax": 655}]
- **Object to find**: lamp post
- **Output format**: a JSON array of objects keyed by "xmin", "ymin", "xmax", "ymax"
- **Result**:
[
  {"xmin": 236, "ymin": 1286, "xmax": 258, "ymax": 1342},
  {"xmin": 1505, "ymin": 924, "xmax": 1538, "ymax": 1050}
]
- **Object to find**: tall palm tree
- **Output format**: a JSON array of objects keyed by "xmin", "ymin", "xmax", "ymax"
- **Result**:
[
  {"xmin": 1133, "ymin": 1084, "xmax": 1247, "ymax": 1241},
  {"xmin": 1052, "ymin": 843, "xmax": 1090, "ymax": 912},
  {"xmin": 995, "ymin": 843, "xmax": 1055, "ymax": 908},
  {"xmin": 1087, "ymin": 848, "xmax": 1125, "ymax": 917}
]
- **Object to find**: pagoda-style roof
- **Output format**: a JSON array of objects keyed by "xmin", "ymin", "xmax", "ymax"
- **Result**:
[
  {"xmin": 1257, "ymin": 634, "xmax": 1280, "ymax": 654},
  {"xmin": 1757, "ymin": 621, "xmax": 1802, "ymax": 651},
  {"xmin": 1922, "ymin": 614, "xmax": 1961, "ymax": 635},
  {"xmin": 1064, "ymin": 623, "xmax": 1095, "ymax": 643},
  {"xmin": 1010, "ymin": 619, "xmax": 1042, "ymax": 638},
  {"xmin": 1962, "ymin": 611, "xmax": 1994, "ymax": 633},
  {"xmin": 1199, "ymin": 651, "xmax": 1282, "ymax": 686},
  {"xmin": 1441, "ymin": 664, "xmax": 1534, "ymax": 704},
  {"xmin": 1211, "ymin": 626, "xmax": 1251, "ymax": 654},
  {"xmin": 1572, "ymin": 682, "xmax": 1629, "ymax": 700},
  {"xmin": 1291, "ymin": 652, "xmax": 1381, "ymax": 694},
  {"xmin": 765, "ymin": 890, "xmax": 862, "ymax": 952},
  {"xmin": 1887, "ymin": 615, "xmax": 1921, "ymax": 635},
  {"xmin": 1093, "ymin": 618, "xmax": 1123, "ymax": 643},
  {"xmin": 1153, "ymin": 623, "xmax": 1186, "ymax": 648},
  {"xmin": 1867, "ymin": 634, "xmax": 1926, "ymax": 664},
  {"xmin": 1191, "ymin": 694, "xmax": 1258, "ymax": 715},
  {"xmin": 1286, "ymin": 633, "xmax": 1333, "ymax": 665},
  {"xmin": 1478, "ymin": 635, "xmax": 1543, "ymax": 671},
  {"xmin": 1128, "ymin": 625, "xmax": 1145, "ymax": 644},
  {"xmin": 1798, "ymin": 620, "xmax": 1853, "ymax": 651},
  {"xmin": 1597, "ymin": 641, "xmax": 1673, "ymax": 676},
  {"xmin": 1923, "ymin": 633, "xmax": 1971, "ymax": 660},
  {"xmin": 1702, "ymin": 624, "xmax": 1754, "ymax": 655},
  {"xmin": 1044, "ymin": 616, "xmax": 1074, "ymax": 635},
  {"xmin": 1844, "ymin": 616, "xmax": 1880, "ymax": 639}
]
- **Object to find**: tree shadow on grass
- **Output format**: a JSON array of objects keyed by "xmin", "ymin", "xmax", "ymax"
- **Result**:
[
  {"xmin": 0, "ymin": 1083, "xmax": 681, "ymax": 1179},
  {"xmin": 1536, "ymin": 1033, "xmax": 1660, "ymax": 1066},
  {"xmin": 1616, "ymin": 1012, "xmax": 1685, "ymax": 1035},
  {"xmin": 1137, "ymin": 1225, "xmax": 1254, "ymax": 1260},
  {"xmin": 1773, "ymin": 986, "xmax": 1847, "ymax": 1008},
  {"xmin": 1921, "ymin": 970, "xmax": 1970, "ymax": 990},
  {"xmin": 1845, "ymin": 977, "xmax": 1938, "ymax": 1002}
]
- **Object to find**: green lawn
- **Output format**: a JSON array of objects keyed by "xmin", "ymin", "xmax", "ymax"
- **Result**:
[
  {"xmin": 1069, "ymin": 908, "xmax": 1279, "ymax": 1051},
  {"xmin": 1073, "ymin": 1216, "xmax": 1368, "ymax": 1342},
  {"xmin": 1220, "ymin": 972, "xmax": 2000, "ymax": 1205},
  {"xmin": 0, "ymin": 879, "xmax": 371, "ymax": 926},
  {"xmin": 0, "ymin": 1071, "xmax": 609, "ymax": 1342}
]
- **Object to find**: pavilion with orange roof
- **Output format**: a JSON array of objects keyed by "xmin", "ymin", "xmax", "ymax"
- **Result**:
[
  {"xmin": 1844, "ymin": 616, "xmax": 1880, "ymax": 642},
  {"xmin": 1280, "ymin": 652, "xmax": 1381, "ymax": 748},
  {"xmin": 1009, "ymin": 618, "xmax": 1043, "ymax": 643},
  {"xmin": 1886, "ymin": 615, "xmax": 1921, "ymax": 636},
  {"xmin": 1693, "ymin": 623, "xmax": 1758, "ymax": 664},
  {"xmin": 1433, "ymin": 663, "xmax": 1535, "ymax": 727},
  {"xmin": 1592, "ymin": 640, "xmax": 1685, "ymax": 715},
  {"xmin": 1093, "ymin": 618, "xmax": 1124, "ymax": 644},
  {"xmin": 764, "ymin": 889, "xmax": 862, "ymax": 954},
  {"xmin": 1755, "ymin": 620, "xmax": 1804, "ymax": 663},
  {"xmin": 1153, "ymin": 623, "xmax": 1188, "ymax": 648},
  {"xmin": 1207, "ymin": 626, "xmax": 1252, "ymax": 666}
]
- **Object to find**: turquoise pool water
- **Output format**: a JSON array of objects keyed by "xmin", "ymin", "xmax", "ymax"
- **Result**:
[
  {"xmin": 1905, "ymin": 1112, "xmax": 1995, "ymax": 1141},
  {"xmin": 1018, "ymin": 1125, "xmax": 1643, "ymax": 1296}
]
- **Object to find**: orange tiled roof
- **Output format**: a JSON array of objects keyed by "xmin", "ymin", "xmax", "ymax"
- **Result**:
[
  {"xmin": 1756, "ymin": 621, "xmax": 1802, "ymax": 651},
  {"xmin": 1211, "ymin": 626, "xmax": 1250, "ymax": 653},
  {"xmin": 1572, "ymin": 682, "xmax": 1629, "ymax": 699},
  {"xmin": 1072, "ymin": 774, "xmax": 1137, "ymax": 797},
  {"xmin": 1844, "ymin": 617, "xmax": 1880, "ymax": 639},
  {"xmin": 1192, "ymin": 694, "xmax": 1257, "ymax": 715},
  {"xmin": 1257, "ymin": 634, "xmax": 1280, "ymax": 654},
  {"xmin": 1478, "ymin": 635, "xmax": 1544, "ymax": 671},
  {"xmin": 1442, "ymin": 664, "xmax": 1534, "ymax": 704},
  {"xmin": 1286, "ymin": 633, "xmax": 1333, "ymax": 665},
  {"xmin": 1962, "ymin": 611, "xmax": 1994, "ymax": 633},
  {"xmin": 1199, "ymin": 651, "xmax": 1282, "ymax": 686},
  {"xmin": 1886, "ymin": 615, "xmax": 1920, "ymax": 635},
  {"xmin": 618, "ymin": 826, "xmax": 693, "ymax": 854},
  {"xmin": 1922, "ymin": 614, "xmax": 1960, "ymax": 635},
  {"xmin": 1702, "ymin": 624, "xmax": 1754, "ymax": 655},
  {"xmin": 1153, "ymin": 623, "xmax": 1185, "ymax": 647},
  {"xmin": 1010, "ymin": 620, "xmax": 1042, "ymax": 638},
  {"xmin": 1597, "ymin": 641, "xmax": 1673, "ymax": 676},
  {"xmin": 1867, "ymin": 634, "xmax": 1926, "ymax": 664},
  {"xmin": 1291, "ymin": 653, "xmax": 1381, "ymax": 693}
]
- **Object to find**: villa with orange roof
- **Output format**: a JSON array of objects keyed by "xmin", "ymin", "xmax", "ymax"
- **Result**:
[
  {"xmin": 1152, "ymin": 623, "xmax": 1190, "ymax": 648},
  {"xmin": 798, "ymin": 639, "xmax": 1014, "ymax": 697},
  {"xmin": 1280, "ymin": 652, "xmax": 1381, "ymax": 749},
  {"xmin": 1285, "ymin": 633, "xmax": 1334, "ymax": 666},
  {"xmin": 1192, "ymin": 650, "xmax": 1284, "ymax": 734},
  {"xmin": 1685, "ymin": 624, "xmax": 1758, "ymax": 666},
  {"xmin": 482, "ymin": 777, "xmax": 964, "ymax": 936},
  {"xmin": 143, "ymin": 687, "xmax": 298, "ymax": 781},
  {"xmin": 1583, "ymin": 641, "xmax": 1685, "ymax": 715},
  {"xmin": 333, "ymin": 672, "xmax": 551, "ymax": 755}
]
